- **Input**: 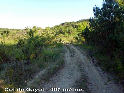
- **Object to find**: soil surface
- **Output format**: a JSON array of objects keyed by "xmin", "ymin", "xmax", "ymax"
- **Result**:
[{"xmin": 26, "ymin": 45, "xmax": 123, "ymax": 93}]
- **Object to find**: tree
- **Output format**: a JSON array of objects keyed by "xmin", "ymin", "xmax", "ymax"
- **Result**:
[
  {"xmin": 26, "ymin": 26, "xmax": 38, "ymax": 38},
  {"xmin": 1, "ymin": 30, "xmax": 10, "ymax": 44},
  {"xmin": 85, "ymin": 0, "xmax": 124, "ymax": 51},
  {"xmin": 116, "ymin": 0, "xmax": 124, "ymax": 7}
]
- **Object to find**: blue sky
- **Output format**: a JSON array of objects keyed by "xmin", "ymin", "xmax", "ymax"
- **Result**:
[{"xmin": 0, "ymin": 0, "xmax": 103, "ymax": 29}]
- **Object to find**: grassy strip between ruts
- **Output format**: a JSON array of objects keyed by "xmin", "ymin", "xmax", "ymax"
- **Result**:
[{"xmin": 26, "ymin": 57, "xmax": 65, "ymax": 90}]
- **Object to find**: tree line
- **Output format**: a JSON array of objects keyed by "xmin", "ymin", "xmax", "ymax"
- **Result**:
[{"xmin": 82, "ymin": 0, "xmax": 124, "ymax": 81}]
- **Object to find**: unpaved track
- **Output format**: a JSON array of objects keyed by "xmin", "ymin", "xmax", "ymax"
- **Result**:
[
  {"xmin": 69, "ymin": 45, "xmax": 123, "ymax": 93},
  {"xmin": 39, "ymin": 45, "xmax": 123, "ymax": 93},
  {"xmin": 39, "ymin": 46, "xmax": 84, "ymax": 93}
]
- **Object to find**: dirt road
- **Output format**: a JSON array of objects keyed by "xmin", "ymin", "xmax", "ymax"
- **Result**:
[{"xmin": 39, "ymin": 45, "xmax": 123, "ymax": 93}]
